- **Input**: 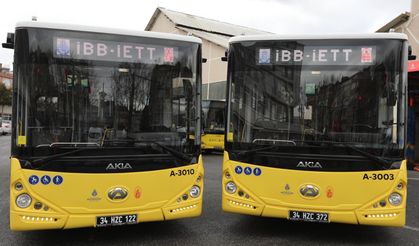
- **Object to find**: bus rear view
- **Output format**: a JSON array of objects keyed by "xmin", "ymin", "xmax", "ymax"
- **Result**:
[
  {"xmin": 222, "ymin": 34, "xmax": 408, "ymax": 226},
  {"xmin": 6, "ymin": 22, "xmax": 204, "ymax": 230}
]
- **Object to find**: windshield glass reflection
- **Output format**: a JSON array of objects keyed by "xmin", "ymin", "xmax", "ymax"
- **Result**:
[{"xmin": 228, "ymin": 39, "xmax": 405, "ymax": 159}]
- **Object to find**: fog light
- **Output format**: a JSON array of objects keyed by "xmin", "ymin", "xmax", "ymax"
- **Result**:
[
  {"xmin": 388, "ymin": 193, "xmax": 402, "ymax": 206},
  {"xmin": 379, "ymin": 200, "xmax": 386, "ymax": 207},
  {"xmin": 225, "ymin": 172, "xmax": 231, "ymax": 179},
  {"xmin": 34, "ymin": 202, "xmax": 42, "ymax": 210},
  {"xmin": 15, "ymin": 182, "xmax": 23, "ymax": 191},
  {"xmin": 189, "ymin": 185, "xmax": 201, "ymax": 198},
  {"xmin": 238, "ymin": 190, "xmax": 244, "ymax": 197},
  {"xmin": 16, "ymin": 193, "xmax": 32, "ymax": 208},
  {"xmin": 225, "ymin": 182, "xmax": 237, "ymax": 194},
  {"xmin": 182, "ymin": 194, "xmax": 188, "ymax": 201}
]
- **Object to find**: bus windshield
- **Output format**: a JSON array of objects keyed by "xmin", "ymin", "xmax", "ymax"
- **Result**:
[
  {"xmin": 202, "ymin": 100, "xmax": 225, "ymax": 134},
  {"xmin": 12, "ymin": 28, "xmax": 201, "ymax": 171},
  {"xmin": 227, "ymin": 39, "xmax": 405, "ymax": 170}
]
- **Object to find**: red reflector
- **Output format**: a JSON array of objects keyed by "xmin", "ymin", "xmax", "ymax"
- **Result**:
[
  {"xmin": 409, "ymin": 97, "xmax": 415, "ymax": 107},
  {"xmin": 409, "ymin": 61, "xmax": 419, "ymax": 72}
]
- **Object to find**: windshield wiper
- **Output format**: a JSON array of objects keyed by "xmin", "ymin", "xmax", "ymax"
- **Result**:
[
  {"xmin": 24, "ymin": 139, "xmax": 193, "ymax": 169},
  {"xmin": 317, "ymin": 141, "xmax": 392, "ymax": 170},
  {"xmin": 152, "ymin": 142, "xmax": 192, "ymax": 166},
  {"xmin": 24, "ymin": 148, "xmax": 90, "ymax": 168},
  {"xmin": 101, "ymin": 140, "xmax": 191, "ymax": 163},
  {"xmin": 341, "ymin": 144, "xmax": 392, "ymax": 170},
  {"xmin": 234, "ymin": 140, "xmax": 392, "ymax": 170},
  {"xmin": 235, "ymin": 145, "xmax": 282, "ymax": 157}
]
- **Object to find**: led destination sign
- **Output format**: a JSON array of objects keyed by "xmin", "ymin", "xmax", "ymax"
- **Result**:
[
  {"xmin": 54, "ymin": 37, "xmax": 178, "ymax": 64},
  {"xmin": 257, "ymin": 46, "xmax": 376, "ymax": 66}
]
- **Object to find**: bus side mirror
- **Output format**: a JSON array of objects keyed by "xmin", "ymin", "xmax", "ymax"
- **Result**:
[
  {"xmin": 2, "ymin": 32, "xmax": 14, "ymax": 49},
  {"xmin": 408, "ymin": 46, "xmax": 416, "ymax": 60},
  {"xmin": 221, "ymin": 51, "xmax": 228, "ymax": 62}
]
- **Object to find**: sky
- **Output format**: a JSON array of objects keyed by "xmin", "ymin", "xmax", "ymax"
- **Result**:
[{"xmin": 0, "ymin": 0, "xmax": 412, "ymax": 68}]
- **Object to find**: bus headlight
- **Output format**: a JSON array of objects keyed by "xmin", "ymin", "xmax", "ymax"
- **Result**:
[
  {"xmin": 388, "ymin": 193, "xmax": 402, "ymax": 206},
  {"xmin": 225, "ymin": 182, "xmax": 237, "ymax": 194},
  {"xmin": 189, "ymin": 185, "xmax": 201, "ymax": 198},
  {"xmin": 16, "ymin": 193, "xmax": 32, "ymax": 208}
]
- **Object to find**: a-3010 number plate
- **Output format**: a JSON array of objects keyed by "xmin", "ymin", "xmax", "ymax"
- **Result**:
[
  {"xmin": 96, "ymin": 214, "xmax": 137, "ymax": 227},
  {"xmin": 288, "ymin": 210, "xmax": 329, "ymax": 223}
]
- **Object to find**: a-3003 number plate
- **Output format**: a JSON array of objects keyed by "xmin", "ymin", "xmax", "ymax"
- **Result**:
[
  {"xmin": 288, "ymin": 210, "xmax": 329, "ymax": 223},
  {"xmin": 96, "ymin": 214, "xmax": 137, "ymax": 227}
]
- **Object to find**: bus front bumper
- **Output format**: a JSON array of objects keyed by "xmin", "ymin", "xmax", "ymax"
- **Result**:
[
  {"xmin": 222, "ymin": 195, "xmax": 406, "ymax": 227},
  {"xmin": 10, "ymin": 200, "xmax": 202, "ymax": 231}
]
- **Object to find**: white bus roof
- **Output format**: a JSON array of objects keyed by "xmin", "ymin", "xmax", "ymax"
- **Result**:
[
  {"xmin": 229, "ymin": 33, "xmax": 408, "ymax": 43},
  {"xmin": 16, "ymin": 21, "xmax": 202, "ymax": 44}
]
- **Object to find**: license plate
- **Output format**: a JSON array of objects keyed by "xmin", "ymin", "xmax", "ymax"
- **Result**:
[
  {"xmin": 96, "ymin": 214, "xmax": 137, "ymax": 227},
  {"xmin": 288, "ymin": 210, "xmax": 329, "ymax": 223}
]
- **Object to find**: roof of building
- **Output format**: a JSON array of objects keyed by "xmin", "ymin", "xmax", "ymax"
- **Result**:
[
  {"xmin": 145, "ymin": 7, "xmax": 272, "ymax": 47},
  {"xmin": 16, "ymin": 21, "xmax": 202, "ymax": 44},
  {"xmin": 177, "ymin": 26, "xmax": 231, "ymax": 47},
  {"xmin": 376, "ymin": 12, "xmax": 410, "ymax": 32}
]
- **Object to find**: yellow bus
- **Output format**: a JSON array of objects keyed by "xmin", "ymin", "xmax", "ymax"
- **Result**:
[
  {"xmin": 222, "ymin": 34, "xmax": 408, "ymax": 226},
  {"xmin": 201, "ymin": 100, "xmax": 225, "ymax": 151},
  {"xmin": 4, "ymin": 22, "xmax": 204, "ymax": 230}
]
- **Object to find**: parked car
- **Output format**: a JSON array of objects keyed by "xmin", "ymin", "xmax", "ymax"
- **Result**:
[{"xmin": 2, "ymin": 120, "xmax": 11, "ymax": 135}]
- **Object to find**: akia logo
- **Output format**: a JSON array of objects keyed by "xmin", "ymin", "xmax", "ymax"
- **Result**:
[
  {"xmin": 297, "ymin": 161, "xmax": 322, "ymax": 168},
  {"xmin": 106, "ymin": 163, "xmax": 132, "ymax": 170}
]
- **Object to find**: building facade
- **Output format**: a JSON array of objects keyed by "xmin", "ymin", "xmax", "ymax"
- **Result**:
[
  {"xmin": 145, "ymin": 7, "xmax": 271, "ymax": 100},
  {"xmin": 377, "ymin": 0, "xmax": 419, "ymax": 57},
  {"xmin": 0, "ymin": 64, "xmax": 12, "ymax": 89},
  {"xmin": 0, "ymin": 63, "xmax": 12, "ymax": 116}
]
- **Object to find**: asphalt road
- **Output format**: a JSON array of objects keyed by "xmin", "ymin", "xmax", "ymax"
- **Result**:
[{"xmin": 0, "ymin": 135, "xmax": 418, "ymax": 245}]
